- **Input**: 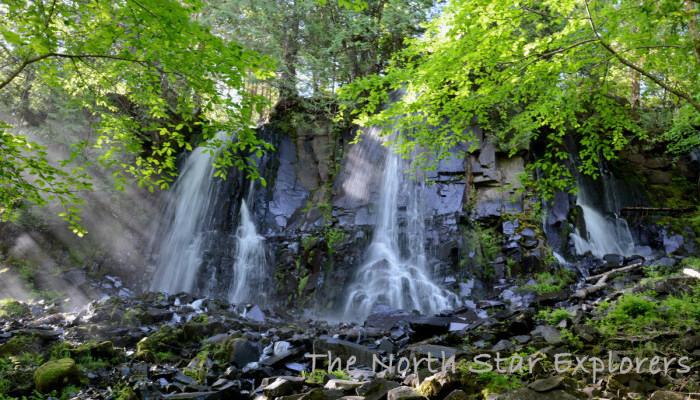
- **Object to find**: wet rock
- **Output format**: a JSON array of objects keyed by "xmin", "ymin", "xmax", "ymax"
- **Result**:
[
  {"xmin": 244, "ymin": 305, "xmax": 266, "ymax": 322},
  {"xmin": 503, "ymin": 220, "xmax": 518, "ymax": 236},
  {"xmin": 512, "ymin": 335, "xmax": 531, "ymax": 344},
  {"xmin": 356, "ymin": 379, "xmax": 400, "ymax": 400},
  {"xmin": 325, "ymin": 380, "xmax": 364, "ymax": 391},
  {"xmin": 408, "ymin": 344, "xmax": 461, "ymax": 360},
  {"xmin": 663, "ymin": 234, "xmax": 684, "ymax": 254},
  {"xmin": 521, "ymin": 238, "xmax": 539, "ymax": 250},
  {"xmin": 442, "ymin": 390, "xmax": 468, "ymax": 400},
  {"xmin": 528, "ymin": 376, "xmax": 564, "ymax": 392},
  {"xmin": 649, "ymin": 391, "xmax": 687, "ymax": 400},
  {"xmin": 387, "ymin": 386, "xmax": 427, "ymax": 400},
  {"xmin": 491, "ymin": 339, "xmax": 514, "ymax": 352},
  {"xmin": 532, "ymin": 326, "xmax": 562, "ymax": 345},
  {"xmin": 62, "ymin": 269, "xmax": 88, "ymax": 287},
  {"xmin": 144, "ymin": 307, "xmax": 174, "ymax": 323},
  {"xmin": 603, "ymin": 254, "xmax": 624, "ymax": 268},
  {"xmin": 299, "ymin": 388, "xmax": 346, "ymax": 400},
  {"xmin": 263, "ymin": 376, "xmax": 305, "ymax": 397},
  {"xmin": 496, "ymin": 388, "xmax": 576, "ymax": 400},
  {"xmin": 222, "ymin": 338, "xmax": 261, "ymax": 367},
  {"xmin": 409, "ymin": 316, "xmax": 456, "ymax": 339},
  {"xmin": 162, "ymin": 392, "xmax": 218, "ymax": 399},
  {"xmin": 34, "ymin": 358, "xmax": 81, "ymax": 393},
  {"xmin": 681, "ymin": 335, "xmax": 700, "ymax": 351},
  {"xmin": 416, "ymin": 371, "xmax": 457, "ymax": 398},
  {"xmin": 314, "ymin": 336, "xmax": 379, "ymax": 367}
]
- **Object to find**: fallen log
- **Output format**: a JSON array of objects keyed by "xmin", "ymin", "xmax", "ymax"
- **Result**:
[{"xmin": 574, "ymin": 261, "xmax": 644, "ymax": 299}]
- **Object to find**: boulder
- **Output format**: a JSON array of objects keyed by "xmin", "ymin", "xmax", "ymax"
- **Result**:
[
  {"xmin": 220, "ymin": 338, "xmax": 260, "ymax": 367},
  {"xmin": 356, "ymin": 379, "xmax": 400, "ymax": 400},
  {"xmin": 387, "ymin": 386, "xmax": 427, "ymax": 400},
  {"xmin": 532, "ymin": 326, "xmax": 562, "ymax": 345},
  {"xmin": 528, "ymin": 376, "xmax": 564, "ymax": 392},
  {"xmin": 649, "ymin": 391, "xmax": 687, "ymax": 400},
  {"xmin": 263, "ymin": 376, "xmax": 305, "ymax": 397},
  {"xmin": 416, "ymin": 371, "xmax": 456, "ymax": 398},
  {"xmin": 34, "ymin": 358, "xmax": 81, "ymax": 393},
  {"xmin": 325, "ymin": 380, "xmax": 365, "ymax": 391},
  {"xmin": 314, "ymin": 336, "xmax": 379, "ymax": 367},
  {"xmin": 442, "ymin": 390, "xmax": 468, "ymax": 400},
  {"xmin": 496, "ymin": 388, "xmax": 577, "ymax": 400}
]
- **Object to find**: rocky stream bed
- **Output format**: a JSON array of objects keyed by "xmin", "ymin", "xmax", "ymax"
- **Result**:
[{"xmin": 1, "ymin": 260, "xmax": 698, "ymax": 400}]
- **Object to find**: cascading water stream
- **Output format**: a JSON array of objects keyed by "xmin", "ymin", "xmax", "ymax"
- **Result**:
[
  {"xmin": 570, "ymin": 174, "xmax": 636, "ymax": 258},
  {"xmin": 228, "ymin": 182, "xmax": 268, "ymax": 304},
  {"xmin": 341, "ymin": 129, "xmax": 457, "ymax": 321},
  {"xmin": 150, "ymin": 133, "xmax": 227, "ymax": 294}
]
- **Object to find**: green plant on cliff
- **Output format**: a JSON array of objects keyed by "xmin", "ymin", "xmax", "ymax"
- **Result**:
[{"xmin": 522, "ymin": 270, "xmax": 575, "ymax": 294}]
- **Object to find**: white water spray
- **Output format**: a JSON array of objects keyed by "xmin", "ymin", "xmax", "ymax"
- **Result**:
[
  {"xmin": 342, "ymin": 129, "xmax": 457, "ymax": 321},
  {"xmin": 150, "ymin": 134, "xmax": 227, "ymax": 293},
  {"xmin": 228, "ymin": 183, "xmax": 268, "ymax": 304},
  {"xmin": 570, "ymin": 177, "xmax": 635, "ymax": 258}
]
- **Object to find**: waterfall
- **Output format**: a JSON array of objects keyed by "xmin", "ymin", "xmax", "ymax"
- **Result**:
[
  {"xmin": 342, "ymin": 129, "xmax": 457, "ymax": 321},
  {"xmin": 570, "ymin": 174, "xmax": 635, "ymax": 258},
  {"xmin": 228, "ymin": 182, "xmax": 268, "ymax": 304},
  {"xmin": 150, "ymin": 133, "xmax": 226, "ymax": 294}
]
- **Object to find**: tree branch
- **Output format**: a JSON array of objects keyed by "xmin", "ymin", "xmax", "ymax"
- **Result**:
[
  {"xmin": 0, "ymin": 53, "xmax": 53, "ymax": 90},
  {"xmin": 0, "ymin": 52, "xmax": 149, "ymax": 91},
  {"xmin": 584, "ymin": 0, "xmax": 700, "ymax": 112}
]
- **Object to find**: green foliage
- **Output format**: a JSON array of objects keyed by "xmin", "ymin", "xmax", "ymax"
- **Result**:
[
  {"xmin": 0, "ymin": 0, "xmax": 274, "ymax": 234},
  {"xmin": 522, "ymin": 270, "xmax": 575, "ymax": 294},
  {"xmin": 0, "ymin": 299, "xmax": 30, "ymax": 319},
  {"xmin": 595, "ymin": 288, "xmax": 700, "ymax": 337},
  {"xmin": 340, "ymin": 0, "xmax": 700, "ymax": 197},
  {"xmin": 297, "ymin": 274, "xmax": 310, "ymax": 297},
  {"xmin": 536, "ymin": 308, "xmax": 572, "ymax": 325},
  {"xmin": 204, "ymin": 0, "xmax": 433, "ymax": 99},
  {"xmin": 560, "ymin": 328, "xmax": 584, "ymax": 350},
  {"xmin": 184, "ymin": 351, "xmax": 210, "ymax": 384},
  {"xmin": 301, "ymin": 369, "xmax": 351, "ymax": 384},
  {"xmin": 455, "ymin": 359, "xmax": 522, "ymax": 396},
  {"xmin": 324, "ymin": 227, "xmax": 346, "ymax": 255}
]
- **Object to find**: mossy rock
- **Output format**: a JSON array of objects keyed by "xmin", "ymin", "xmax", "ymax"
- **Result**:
[
  {"xmin": 0, "ymin": 367, "xmax": 35, "ymax": 397},
  {"xmin": 72, "ymin": 340, "xmax": 118, "ymax": 360},
  {"xmin": 0, "ymin": 299, "xmax": 30, "ymax": 319},
  {"xmin": 33, "ymin": 358, "xmax": 81, "ymax": 393},
  {"xmin": 0, "ymin": 334, "xmax": 43, "ymax": 357}
]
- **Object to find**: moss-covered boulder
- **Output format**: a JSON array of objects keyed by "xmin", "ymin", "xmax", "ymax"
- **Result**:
[
  {"xmin": 72, "ymin": 340, "xmax": 118, "ymax": 360},
  {"xmin": 212, "ymin": 337, "xmax": 260, "ymax": 367},
  {"xmin": 33, "ymin": 358, "xmax": 81, "ymax": 393},
  {"xmin": 0, "ymin": 299, "xmax": 30, "ymax": 319},
  {"xmin": 0, "ymin": 334, "xmax": 43, "ymax": 357}
]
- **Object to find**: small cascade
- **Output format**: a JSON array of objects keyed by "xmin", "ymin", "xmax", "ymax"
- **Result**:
[
  {"xmin": 570, "ymin": 173, "xmax": 636, "ymax": 258},
  {"xmin": 150, "ymin": 133, "xmax": 227, "ymax": 294},
  {"xmin": 342, "ymin": 129, "xmax": 457, "ymax": 321},
  {"xmin": 228, "ymin": 182, "xmax": 268, "ymax": 304}
]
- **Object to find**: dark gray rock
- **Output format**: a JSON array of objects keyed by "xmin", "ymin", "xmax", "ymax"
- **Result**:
[
  {"xmin": 532, "ymin": 326, "xmax": 562, "ymax": 345},
  {"xmin": 356, "ymin": 379, "xmax": 400, "ymax": 400},
  {"xmin": 663, "ymin": 234, "xmax": 684, "ymax": 254},
  {"xmin": 263, "ymin": 376, "xmax": 305, "ymax": 398},
  {"xmin": 528, "ymin": 376, "xmax": 564, "ymax": 392},
  {"xmin": 314, "ymin": 336, "xmax": 379, "ymax": 368},
  {"xmin": 496, "ymin": 388, "xmax": 576, "ymax": 400}
]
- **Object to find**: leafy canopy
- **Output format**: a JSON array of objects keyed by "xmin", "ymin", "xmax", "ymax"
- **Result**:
[
  {"xmin": 341, "ymin": 0, "xmax": 700, "ymax": 197},
  {"xmin": 0, "ymin": 0, "xmax": 273, "ymax": 234}
]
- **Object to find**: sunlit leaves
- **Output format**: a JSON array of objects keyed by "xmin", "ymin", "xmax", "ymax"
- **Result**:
[
  {"xmin": 0, "ymin": 0, "xmax": 275, "ymax": 234},
  {"xmin": 341, "ymin": 0, "xmax": 700, "ymax": 197}
]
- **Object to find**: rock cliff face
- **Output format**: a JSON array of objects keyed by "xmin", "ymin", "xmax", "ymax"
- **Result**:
[{"xmin": 154, "ymin": 112, "xmax": 697, "ymax": 315}]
